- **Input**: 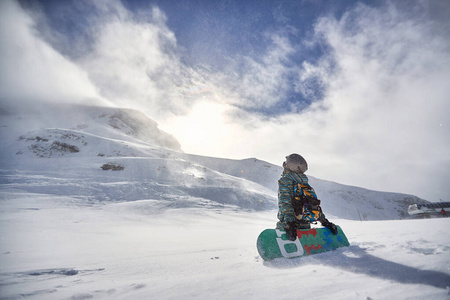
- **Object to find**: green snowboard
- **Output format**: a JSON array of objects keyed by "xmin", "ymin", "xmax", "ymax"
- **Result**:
[{"xmin": 257, "ymin": 226, "xmax": 349, "ymax": 261}]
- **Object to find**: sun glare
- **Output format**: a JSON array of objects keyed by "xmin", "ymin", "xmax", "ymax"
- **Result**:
[{"xmin": 165, "ymin": 101, "xmax": 231, "ymax": 154}]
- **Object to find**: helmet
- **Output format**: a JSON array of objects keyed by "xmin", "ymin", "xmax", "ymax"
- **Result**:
[{"xmin": 284, "ymin": 153, "xmax": 308, "ymax": 173}]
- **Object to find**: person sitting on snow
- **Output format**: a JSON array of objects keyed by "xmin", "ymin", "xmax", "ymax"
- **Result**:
[{"xmin": 276, "ymin": 153, "xmax": 338, "ymax": 241}]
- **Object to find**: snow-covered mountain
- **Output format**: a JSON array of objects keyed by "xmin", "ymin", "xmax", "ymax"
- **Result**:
[
  {"xmin": 0, "ymin": 102, "xmax": 428, "ymax": 220},
  {"xmin": 1, "ymin": 102, "xmax": 449, "ymax": 300}
]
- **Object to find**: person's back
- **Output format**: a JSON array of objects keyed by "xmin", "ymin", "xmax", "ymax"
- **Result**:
[{"xmin": 277, "ymin": 154, "xmax": 338, "ymax": 241}]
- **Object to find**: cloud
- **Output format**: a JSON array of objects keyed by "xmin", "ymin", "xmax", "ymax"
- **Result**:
[
  {"xmin": 170, "ymin": 1, "xmax": 450, "ymax": 201},
  {"xmin": 0, "ymin": 0, "xmax": 100, "ymax": 106},
  {"xmin": 242, "ymin": 1, "xmax": 450, "ymax": 200},
  {"xmin": 75, "ymin": 0, "xmax": 448, "ymax": 200},
  {"xmin": 219, "ymin": 31, "xmax": 297, "ymax": 109},
  {"xmin": 0, "ymin": 0, "xmax": 195, "ymax": 117},
  {"xmin": 1, "ymin": 0, "xmax": 448, "ymax": 200},
  {"xmin": 74, "ymin": 2, "xmax": 194, "ymax": 117},
  {"xmin": 7, "ymin": 0, "xmax": 301, "ymax": 116}
]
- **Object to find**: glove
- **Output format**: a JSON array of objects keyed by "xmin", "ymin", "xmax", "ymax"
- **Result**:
[
  {"xmin": 286, "ymin": 221, "xmax": 298, "ymax": 241},
  {"xmin": 322, "ymin": 220, "xmax": 338, "ymax": 235}
]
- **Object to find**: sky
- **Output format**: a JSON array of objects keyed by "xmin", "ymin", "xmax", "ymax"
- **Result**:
[{"xmin": 1, "ymin": 0, "xmax": 449, "ymax": 201}]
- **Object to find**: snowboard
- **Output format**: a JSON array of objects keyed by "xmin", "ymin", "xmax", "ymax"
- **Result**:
[{"xmin": 257, "ymin": 226, "xmax": 349, "ymax": 261}]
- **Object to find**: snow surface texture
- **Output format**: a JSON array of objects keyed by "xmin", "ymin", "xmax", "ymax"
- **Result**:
[{"xmin": 0, "ymin": 103, "xmax": 449, "ymax": 299}]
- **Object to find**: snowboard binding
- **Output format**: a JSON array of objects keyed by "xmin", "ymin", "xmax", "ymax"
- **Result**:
[{"xmin": 292, "ymin": 189, "xmax": 338, "ymax": 235}]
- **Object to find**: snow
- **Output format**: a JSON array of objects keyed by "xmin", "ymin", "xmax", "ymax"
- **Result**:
[{"xmin": 0, "ymin": 103, "xmax": 449, "ymax": 299}]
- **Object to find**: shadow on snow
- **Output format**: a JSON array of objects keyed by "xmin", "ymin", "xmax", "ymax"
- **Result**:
[{"xmin": 264, "ymin": 245, "xmax": 450, "ymax": 290}]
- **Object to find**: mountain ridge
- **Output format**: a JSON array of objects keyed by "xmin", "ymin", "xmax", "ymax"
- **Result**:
[{"xmin": 0, "ymin": 102, "xmax": 429, "ymax": 220}]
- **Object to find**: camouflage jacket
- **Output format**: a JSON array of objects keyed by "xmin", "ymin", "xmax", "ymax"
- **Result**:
[{"xmin": 277, "ymin": 171, "xmax": 317, "ymax": 225}]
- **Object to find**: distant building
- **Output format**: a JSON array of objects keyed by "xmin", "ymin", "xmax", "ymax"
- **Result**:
[{"xmin": 408, "ymin": 202, "xmax": 450, "ymax": 218}]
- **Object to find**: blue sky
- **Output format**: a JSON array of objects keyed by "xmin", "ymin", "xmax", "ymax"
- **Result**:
[
  {"xmin": 2, "ymin": 0, "xmax": 450, "ymax": 201},
  {"xmin": 19, "ymin": 0, "xmax": 373, "ymax": 115}
]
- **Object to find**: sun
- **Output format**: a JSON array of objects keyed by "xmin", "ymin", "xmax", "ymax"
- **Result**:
[{"xmin": 163, "ymin": 101, "xmax": 231, "ymax": 155}]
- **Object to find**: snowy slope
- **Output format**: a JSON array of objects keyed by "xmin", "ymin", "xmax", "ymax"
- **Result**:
[
  {"xmin": 0, "ymin": 194, "xmax": 449, "ymax": 300},
  {"xmin": 0, "ymin": 102, "xmax": 428, "ymax": 219},
  {"xmin": 1, "ymin": 102, "xmax": 448, "ymax": 300}
]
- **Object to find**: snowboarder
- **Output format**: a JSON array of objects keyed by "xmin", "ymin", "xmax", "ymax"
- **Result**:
[{"xmin": 276, "ymin": 153, "xmax": 338, "ymax": 241}]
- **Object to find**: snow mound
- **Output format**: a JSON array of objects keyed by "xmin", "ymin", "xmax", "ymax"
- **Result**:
[
  {"xmin": 0, "ymin": 102, "xmax": 181, "ymax": 152},
  {"xmin": 18, "ymin": 129, "xmax": 87, "ymax": 158}
]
